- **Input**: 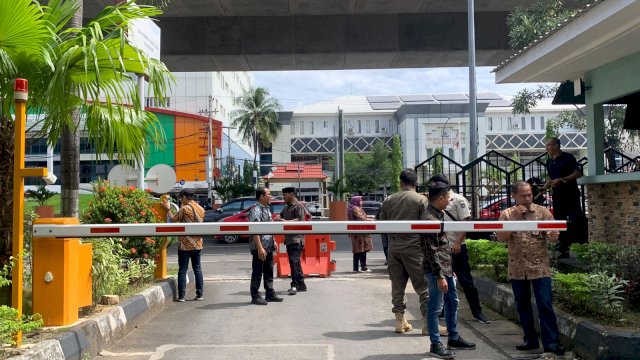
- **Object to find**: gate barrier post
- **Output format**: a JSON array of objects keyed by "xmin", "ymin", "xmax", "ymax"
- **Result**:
[
  {"xmin": 151, "ymin": 202, "xmax": 168, "ymax": 279},
  {"xmin": 32, "ymin": 217, "xmax": 92, "ymax": 326}
]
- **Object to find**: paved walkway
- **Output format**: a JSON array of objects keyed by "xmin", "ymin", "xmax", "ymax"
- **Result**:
[{"xmin": 97, "ymin": 238, "xmax": 572, "ymax": 360}]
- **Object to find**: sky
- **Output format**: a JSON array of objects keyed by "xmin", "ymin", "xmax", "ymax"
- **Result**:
[{"xmin": 253, "ymin": 67, "xmax": 549, "ymax": 111}]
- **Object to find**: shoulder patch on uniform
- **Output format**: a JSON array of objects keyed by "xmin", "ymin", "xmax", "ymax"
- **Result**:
[{"xmin": 459, "ymin": 201, "xmax": 466, "ymax": 208}]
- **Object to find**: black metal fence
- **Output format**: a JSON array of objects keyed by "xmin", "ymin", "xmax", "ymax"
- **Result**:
[{"xmin": 414, "ymin": 147, "xmax": 637, "ymax": 222}]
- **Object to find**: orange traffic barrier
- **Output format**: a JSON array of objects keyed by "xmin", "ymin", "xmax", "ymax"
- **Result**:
[
  {"xmin": 32, "ymin": 217, "xmax": 92, "ymax": 326},
  {"xmin": 275, "ymin": 234, "xmax": 336, "ymax": 278}
]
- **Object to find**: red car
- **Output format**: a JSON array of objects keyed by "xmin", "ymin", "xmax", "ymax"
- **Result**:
[
  {"xmin": 214, "ymin": 200, "xmax": 311, "ymax": 244},
  {"xmin": 479, "ymin": 195, "xmax": 553, "ymax": 220}
]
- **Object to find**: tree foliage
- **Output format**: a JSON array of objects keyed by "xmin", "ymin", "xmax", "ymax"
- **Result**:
[
  {"xmin": 343, "ymin": 140, "xmax": 394, "ymax": 195},
  {"xmin": 230, "ymin": 87, "xmax": 282, "ymax": 166},
  {"xmin": 507, "ymin": 0, "xmax": 585, "ymax": 50},
  {"xmin": 390, "ymin": 135, "xmax": 403, "ymax": 192},
  {"xmin": 214, "ymin": 160, "xmax": 256, "ymax": 201}
]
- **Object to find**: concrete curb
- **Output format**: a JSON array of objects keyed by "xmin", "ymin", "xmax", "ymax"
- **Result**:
[
  {"xmin": 10, "ymin": 274, "xmax": 188, "ymax": 360},
  {"xmin": 474, "ymin": 274, "xmax": 640, "ymax": 360}
]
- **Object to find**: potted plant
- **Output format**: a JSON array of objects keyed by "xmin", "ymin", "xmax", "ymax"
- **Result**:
[
  {"xmin": 26, "ymin": 183, "xmax": 56, "ymax": 218},
  {"xmin": 327, "ymin": 176, "xmax": 348, "ymax": 220}
]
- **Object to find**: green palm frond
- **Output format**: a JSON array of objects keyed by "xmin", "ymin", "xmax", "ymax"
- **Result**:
[
  {"xmin": 230, "ymin": 87, "xmax": 282, "ymax": 161},
  {"xmin": 84, "ymin": 103, "xmax": 166, "ymax": 164},
  {"xmin": 0, "ymin": 0, "xmax": 50, "ymax": 61}
]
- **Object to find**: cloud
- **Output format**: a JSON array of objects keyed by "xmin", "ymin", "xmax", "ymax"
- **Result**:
[{"xmin": 253, "ymin": 67, "xmax": 552, "ymax": 110}]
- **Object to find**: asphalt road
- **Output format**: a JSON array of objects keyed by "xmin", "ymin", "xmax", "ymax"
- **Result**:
[{"xmin": 97, "ymin": 235, "xmax": 559, "ymax": 360}]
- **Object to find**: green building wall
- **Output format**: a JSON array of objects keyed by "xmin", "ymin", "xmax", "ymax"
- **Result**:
[{"xmin": 145, "ymin": 112, "xmax": 175, "ymax": 171}]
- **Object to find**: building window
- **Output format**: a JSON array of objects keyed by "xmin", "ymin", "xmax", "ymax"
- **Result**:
[
  {"xmin": 388, "ymin": 119, "xmax": 393, "ymax": 132},
  {"xmin": 531, "ymin": 116, "xmax": 535, "ymax": 130},
  {"xmin": 357, "ymin": 120, "xmax": 361, "ymax": 133},
  {"xmin": 310, "ymin": 121, "xmax": 315, "ymax": 135},
  {"xmin": 324, "ymin": 120, "xmax": 328, "ymax": 129},
  {"xmin": 540, "ymin": 116, "xmax": 545, "ymax": 129},
  {"xmin": 145, "ymin": 97, "xmax": 170, "ymax": 108},
  {"xmin": 448, "ymin": 148, "xmax": 454, "ymax": 159},
  {"xmin": 375, "ymin": 119, "xmax": 380, "ymax": 133},
  {"xmin": 521, "ymin": 117, "xmax": 526, "ymax": 130},
  {"xmin": 488, "ymin": 117, "xmax": 493, "ymax": 131},
  {"xmin": 427, "ymin": 148, "xmax": 433, "ymax": 158},
  {"xmin": 291, "ymin": 121, "xmax": 296, "ymax": 135},
  {"xmin": 461, "ymin": 148, "xmax": 466, "ymax": 163},
  {"xmin": 366, "ymin": 120, "xmax": 371, "ymax": 133},
  {"xmin": 300, "ymin": 121, "xmax": 305, "ymax": 135}
]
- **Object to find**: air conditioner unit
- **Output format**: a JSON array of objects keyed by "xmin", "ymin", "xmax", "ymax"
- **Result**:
[
  {"xmin": 381, "ymin": 127, "xmax": 388, "ymax": 133},
  {"xmin": 512, "ymin": 123, "xmax": 520, "ymax": 130}
]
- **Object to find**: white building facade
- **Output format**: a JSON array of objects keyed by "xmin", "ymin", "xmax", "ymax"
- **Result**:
[{"xmin": 481, "ymin": 98, "xmax": 588, "ymax": 163}]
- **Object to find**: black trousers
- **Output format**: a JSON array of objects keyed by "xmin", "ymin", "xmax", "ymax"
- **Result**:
[
  {"xmin": 250, "ymin": 250, "xmax": 276, "ymax": 298},
  {"xmin": 353, "ymin": 252, "xmax": 368, "ymax": 270},
  {"xmin": 452, "ymin": 244, "xmax": 483, "ymax": 317},
  {"xmin": 286, "ymin": 242, "xmax": 305, "ymax": 288}
]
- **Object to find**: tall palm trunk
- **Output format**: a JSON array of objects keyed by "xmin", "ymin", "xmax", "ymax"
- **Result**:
[
  {"xmin": 61, "ymin": 1, "xmax": 83, "ymax": 218},
  {"xmin": 61, "ymin": 109, "xmax": 81, "ymax": 217}
]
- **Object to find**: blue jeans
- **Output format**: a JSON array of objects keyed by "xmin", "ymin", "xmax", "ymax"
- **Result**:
[
  {"xmin": 425, "ymin": 272, "xmax": 459, "ymax": 344},
  {"xmin": 511, "ymin": 277, "xmax": 560, "ymax": 349},
  {"xmin": 178, "ymin": 249, "xmax": 203, "ymax": 299}
]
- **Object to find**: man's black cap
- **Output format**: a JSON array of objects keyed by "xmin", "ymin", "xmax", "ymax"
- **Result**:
[{"xmin": 282, "ymin": 187, "xmax": 296, "ymax": 194}]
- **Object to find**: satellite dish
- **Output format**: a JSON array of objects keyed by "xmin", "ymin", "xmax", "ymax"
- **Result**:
[
  {"xmin": 107, "ymin": 164, "xmax": 137, "ymax": 186},
  {"xmin": 145, "ymin": 164, "xmax": 176, "ymax": 194}
]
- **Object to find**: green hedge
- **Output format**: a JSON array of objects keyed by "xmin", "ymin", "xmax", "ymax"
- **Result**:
[
  {"xmin": 466, "ymin": 240, "xmax": 509, "ymax": 283},
  {"xmin": 571, "ymin": 242, "xmax": 640, "ymax": 310}
]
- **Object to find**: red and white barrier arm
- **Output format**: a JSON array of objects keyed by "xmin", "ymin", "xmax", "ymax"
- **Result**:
[{"xmin": 32, "ymin": 220, "xmax": 566, "ymax": 238}]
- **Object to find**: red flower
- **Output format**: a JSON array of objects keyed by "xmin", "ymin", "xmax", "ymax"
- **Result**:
[
  {"xmin": 104, "ymin": 217, "xmax": 112, "ymax": 223},
  {"xmin": 145, "ymin": 188, "xmax": 152, "ymax": 193},
  {"xmin": 99, "ymin": 186, "xmax": 106, "ymax": 192},
  {"xmin": 129, "ymin": 186, "xmax": 136, "ymax": 191},
  {"xmin": 130, "ymin": 248, "xmax": 137, "ymax": 254},
  {"xmin": 143, "ymin": 253, "xmax": 149, "ymax": 258},
  {"xmin": 140, "ymin": 211, "xmax": 147, "ymax": 216}
]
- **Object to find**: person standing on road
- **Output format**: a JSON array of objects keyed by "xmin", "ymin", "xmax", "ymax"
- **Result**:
[
  {"xmin": 248, "ymin": 187, "xmax": 284, "ymax": 305},
  {"xmin": 422, "ymin": 182, "xmax": 476, "ymax": 359},
  {"xmin": 380, "ymin": 168, "xmax": 443, "ymax": 336},
  {"xmin": 347, "ymin": 195, "xmax": 374, "ymax": 272},
  {"xmin": 543, "ymin": 137, "xmax": 587, "ymax": 258},
  {"xmin": 429, "ymin": 174, "xmax": 490, "ymax": 325},
  {"xmin": 497, "ymin": 181, "xmax": 565, "ymax": 356},
  {"xmin": 162, "ymin": 188, "xmax": 205, "ymax": 302},
  {"xmin": 276, "ymin": 187, "xmax": 307, "ymax": 295}
]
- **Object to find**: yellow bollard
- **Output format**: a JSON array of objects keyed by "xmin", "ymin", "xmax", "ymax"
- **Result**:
[
  {"xmin": 32, "ymin": 218, "xmax": 92, "ymax": 326},
  {"xmin": 152, "ymin": 202, "xmax": 168, "ymax": 279}
]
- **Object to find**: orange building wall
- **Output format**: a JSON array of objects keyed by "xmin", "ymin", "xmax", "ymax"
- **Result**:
[{"xmin": 174, "ymin": 116, "xmax": 209, "ymax": 182}]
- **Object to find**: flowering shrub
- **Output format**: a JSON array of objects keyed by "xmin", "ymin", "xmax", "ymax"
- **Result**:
[{"xmin": 81, "ymin": 180, "xmax": 161, "ymax": 259}]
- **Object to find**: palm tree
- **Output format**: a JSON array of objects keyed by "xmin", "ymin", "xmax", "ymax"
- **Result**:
[
  {"xmin": 230, "ymin": 87, "xmax": 282, "ymax": 177},
  {"xmin": 0, "ymin": 0, "xmax": 173, "ymax": 262}
]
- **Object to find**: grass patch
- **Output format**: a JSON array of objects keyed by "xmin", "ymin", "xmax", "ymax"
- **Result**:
[
  {"xmin": 25, "ymin": 194, "xmax": 93, "ymax": 215},
  {"xmin": 168, "ymin": 264, "xmax": 178, "ymax": 276}
]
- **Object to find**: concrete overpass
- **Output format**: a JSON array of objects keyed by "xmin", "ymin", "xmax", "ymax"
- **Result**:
[{"xmin": 85, "ymin": 1, "xmax": 581, "ymax": 72}]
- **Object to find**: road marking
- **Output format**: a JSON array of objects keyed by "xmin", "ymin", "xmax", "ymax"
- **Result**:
[
  {"xmin": 100, "ymin": 350, "xmax": 154, "ymax": 357},
  {"xmin": 132, "ymin": 343, "xmax": 336, "ymax": 360}
]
